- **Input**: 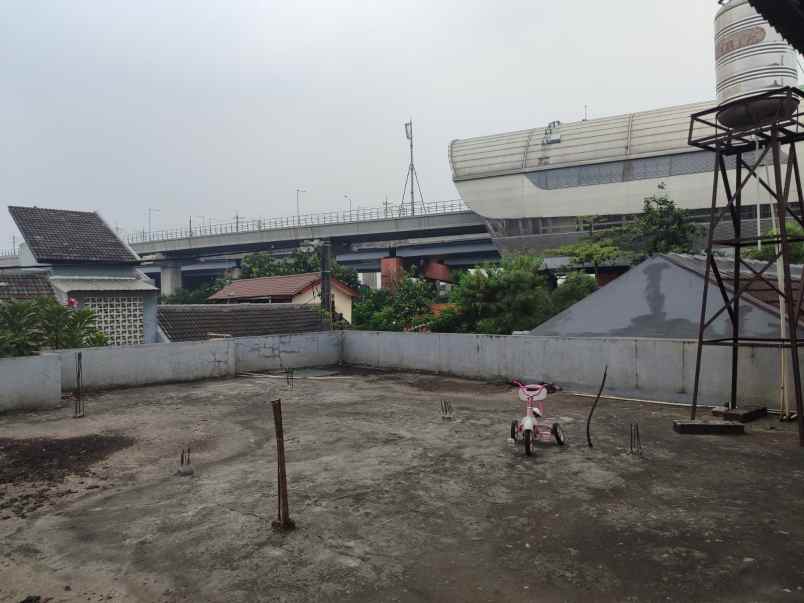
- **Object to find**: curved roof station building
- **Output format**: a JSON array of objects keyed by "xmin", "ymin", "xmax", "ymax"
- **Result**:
[{"xmin": 449, "ymin": 100, "xmax": 802, "ymax": 253}]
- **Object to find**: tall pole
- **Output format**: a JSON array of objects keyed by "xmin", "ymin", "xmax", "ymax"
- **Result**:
[
  {"xmin": 296, "ymin": 188, "xmax": 307, "ymax": 224},
  {"xmin": 771, "ymin": 126, "xmax": 804, "ymax": 446},
  {"xmin": 409, "ymin": 122, "xmax": 415, "ymax": 216},
  {"xmin": 147, "ymin": 208, "xmax": 159, "ymax": 238}
]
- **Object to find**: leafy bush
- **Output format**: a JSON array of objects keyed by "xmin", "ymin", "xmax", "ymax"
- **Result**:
[
  {"xmin": 352, "ymin": 271, "xmax": 436, "ymax": 331},
  {"xmin": 744, "ymin": 221, "xmax": 804, "ymax": 264},
  {"xmin": 550, "ymin": 186, "xmax": 702, "ymax": 269},
  {"xmin": 551, "ymin": 272, "xmax": 597, "ymax": 314},
  {"xmin": 241, "ymin": 248, "xmax": 359, "ymax": 290},
  {"xmin": 353, "ymin": 257, "xmax": 600, "ymax": 335},
  {"xmin": 0, "ymin": 297, "xmax": 108, "ymax": 358}
]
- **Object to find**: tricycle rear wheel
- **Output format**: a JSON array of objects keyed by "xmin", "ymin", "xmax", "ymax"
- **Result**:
[{"xmin": 552, "ymin": 423, "xmax": 566, "ymax": 446}]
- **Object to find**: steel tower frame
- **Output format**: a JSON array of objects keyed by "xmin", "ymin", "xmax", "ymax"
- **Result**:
[{"xmin": 688, "ymin": 87, "xmax": 804, "ymax": 446}]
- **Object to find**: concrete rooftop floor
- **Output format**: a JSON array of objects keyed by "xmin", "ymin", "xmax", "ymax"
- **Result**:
[{"xmin": 1, "ymin": 368, "xmax": 804, "ymax": 602}]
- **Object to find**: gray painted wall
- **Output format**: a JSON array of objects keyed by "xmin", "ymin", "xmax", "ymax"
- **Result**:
[
  {"xmin": 0, "ymin": 330, "xmax": 793, "ymax": 413},
  {"xmin": 57, "ymin": 331, "xmax": 340, "ymax": 392},
  {"xmin": 0, "ymin": 354, "xmax": 61, "ymax": 411},
  {"xmin": 342, "ymin": 331, "xmax": 787, "ymax": 409},
  {"xmin": 533, "ymin": 256, "xmax": 786, "ymax": 339}
]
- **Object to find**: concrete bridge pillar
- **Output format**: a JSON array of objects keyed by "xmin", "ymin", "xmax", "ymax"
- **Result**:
[
  {"xmin": 160, "ymin": 262, "xmax": 183, "ymax": 297},
  {"xmin": 422, "ymin": 259, "xmax": 451, "ymax": 283},
  {"xmin": 381, "ymin": 257, "xmax": 404, "ymax": 291}
]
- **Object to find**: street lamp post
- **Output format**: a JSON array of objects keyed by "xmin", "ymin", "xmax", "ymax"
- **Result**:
[
  {"xmin": 147, "ymin": 208, "xmax": 160, "ymax": 239},
  {"xmin": 296, "ymin": 188, "xmax": 307, "ymax": 224}
]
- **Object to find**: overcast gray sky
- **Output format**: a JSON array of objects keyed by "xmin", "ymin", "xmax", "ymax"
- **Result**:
[{"xmin": 0, "ymin": 1, "xmax": 749, "ymax": 247}]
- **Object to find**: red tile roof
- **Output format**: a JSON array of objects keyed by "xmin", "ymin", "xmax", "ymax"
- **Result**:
[{"xmin": 208, "ymin": 272, "xmax": 357, "ymax": 302}]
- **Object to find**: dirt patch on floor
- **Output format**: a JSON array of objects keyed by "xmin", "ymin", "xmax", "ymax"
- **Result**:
[
  {"xmin": 0, "ymin": 435, "xmax": 134, "ymax": 484},
  {"xmin": 0, "ymin": 435, "xmax": 134, "ymax": 520}
]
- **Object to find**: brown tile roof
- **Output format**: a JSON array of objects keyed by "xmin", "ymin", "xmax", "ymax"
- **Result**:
[
  {"xmin": 0, "ymin": 271, "xmax": 54, "ymax": 302},
  {"xmin": 158, "ymin": 303, "xmax": 328, "ymax": 341},
  {"xmin": 208, "ymin": 272, "xmax": 357, "ymax": 302},
  {"xmin": 9, "ymin": 206, "xmax": 139, "ymax": 264}
]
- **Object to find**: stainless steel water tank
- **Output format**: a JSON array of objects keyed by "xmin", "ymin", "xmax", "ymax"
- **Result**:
[{"xmin": 715, "ymin": 0, "xmax": 799, "ymax": 129}]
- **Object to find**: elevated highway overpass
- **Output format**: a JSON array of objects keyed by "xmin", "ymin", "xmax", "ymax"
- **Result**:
[{"xmin": 126, "ymin": 200, "xmax": 496, "ymax": 294}]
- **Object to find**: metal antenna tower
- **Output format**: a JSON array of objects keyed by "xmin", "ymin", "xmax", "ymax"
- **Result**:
[{"xmin": 401, "ymin": 120, "xmax": 426, "ymax": 215}]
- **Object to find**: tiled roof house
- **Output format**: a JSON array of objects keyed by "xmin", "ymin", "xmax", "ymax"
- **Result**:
[
  {"xmin": 208, "ymin": 272, "xmax": 358, "ymax": 323},
  {"xmin": 8, "ymin": 206, "xmax": 159, "ymax": 345}
]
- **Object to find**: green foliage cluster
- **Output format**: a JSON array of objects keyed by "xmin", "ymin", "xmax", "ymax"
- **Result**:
[
  {"xmin": 0, "ymin": 297, "xmax": 108, "ymax": 358},
  {"xmin": 744, "ymin": 221, "xmax": 804, "ymax": 264},
  {"xmin": 241, "ymin": 248, "xmax": 359, "ymax": 290},
  {"xmin": 352, "ymin": 259, "xmax": 597, "ymax": 335},
  {"xmin": 352, "ymin": 271, "xmax": 437, "ymax": 331},
  {"xmin": 160, "ymin": 278, "xmax": 231, "ymax": 305},
  {"xmin": 552, "ymin": 187, "xmax": 702, "ymax": 270}
]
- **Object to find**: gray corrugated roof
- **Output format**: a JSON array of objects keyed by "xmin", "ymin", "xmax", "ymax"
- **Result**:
[
  {"xmin": 9, "ymin": 206, "xmax": 139, "ymax": 264},
  {"xmin": 158, "ymin": 303, "xmax": 329, "ymax": 342}
]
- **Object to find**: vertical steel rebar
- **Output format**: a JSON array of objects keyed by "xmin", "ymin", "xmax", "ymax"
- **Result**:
[{"xmin": 74, "ymin": 351, "xmax": 84, "ymax": 418}]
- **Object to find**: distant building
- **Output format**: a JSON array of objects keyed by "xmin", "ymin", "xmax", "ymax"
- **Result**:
[
  {"xmin": 208, "ymin": 272, "xmax": 357, "ymax": 323},
  {"xmin": 157, "ymin": 304, "xmax": 328, "ymax": 342},
  {"xmin": 9, "ymin": 206, "xmax": 159, "ymax": 344},
  {"xmin": 531, "ymin": 254, "xmax": 799, "ymax": 339}
]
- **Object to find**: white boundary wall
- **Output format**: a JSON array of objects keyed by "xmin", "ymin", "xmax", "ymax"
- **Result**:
[
  {"xmin": 343, "ymin": 331, "xmax": 784, "ymax": 409},
  {"xmin": 0, "ymin": 354, "xmax": 61, "ymax": 412},
  {"xmin": 0, "ymin": 330, "xmax": 791, "ymax": 412},
  {"xmin": 58, "ymin": 331, "xmax": 341, "ymax": 391}
]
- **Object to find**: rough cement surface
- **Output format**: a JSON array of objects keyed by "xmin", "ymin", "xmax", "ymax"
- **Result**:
[{"xmin": 1, "ymin": 368, "xmax": 804, "ymax": 602}]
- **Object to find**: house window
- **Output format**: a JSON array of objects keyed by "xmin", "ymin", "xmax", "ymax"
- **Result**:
[{"xmin": 82, "ymin": 295, "xmax": 145, "ymax": 345}]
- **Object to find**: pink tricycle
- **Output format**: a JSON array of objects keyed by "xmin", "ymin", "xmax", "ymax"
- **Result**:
[{"xmin": 509, "ymin": 380, "xmax": 566, "ymax": 456}]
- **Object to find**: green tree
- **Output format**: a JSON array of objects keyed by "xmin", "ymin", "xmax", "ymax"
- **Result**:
[
  {"xmin": 745, "ymin": 221, "xmax": 804, "ymax": 264},
  {"xmin": 440, "ymin": 255, "xmax": 554, "ymax": 335},
  {"xmin": 241, "ymin": 248, "xmax": 359, "ymax": 290},
  {"xmin": 351, "ymin": 271, "xmax": 436, "ymax": 331},
  {"xmin": 160, "ymin": 279, "xmax": 231, "ymax": 304},
  {"xmin": 551, "ymin": 271, "xmax": 597, "ymax": 314},
  {"xmin": 548, "ymin": 186, "xmax": 701, "ymax": 269},
  {"xmin": 0, "ymin": 297, "xmax": 108, "ymax": 358},
  {"xmin": 0, "ymin": 300, "xmax": 43, "ymax": 357},
  {"xmin": 614, "ymin": 187, "xmax": 702, "ymax": 258},
  {"xmin": 551, "ymin": 240, "xmax": 621, "ymax": 277}
]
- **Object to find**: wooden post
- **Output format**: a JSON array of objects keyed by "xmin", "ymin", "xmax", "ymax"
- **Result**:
[{"xmin": 270, "ymin": 399, "xmax": 295, "ymax": 531}]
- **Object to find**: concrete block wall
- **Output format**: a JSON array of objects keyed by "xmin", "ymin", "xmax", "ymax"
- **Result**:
[
  {"xmin": 0, "ymin": 354, "xmax": 62, "ymax": 412},
  {"xmin": 57, "ymin": 340, "xmax": 237, "ymax": 391},
  {"xmin": 342, "ymin": 331, "xmax": 789, "ymax": 409},
  {"xmin": 235, "ymin": 332, "xmax": 342, "ymax": 373},
  {"xmin": 58, "ymin": 331, "xmax": 340, "ymax": 392},
  {"xmin": 0, "ymin": 330, "xmax": 793, "ymax": 413}
]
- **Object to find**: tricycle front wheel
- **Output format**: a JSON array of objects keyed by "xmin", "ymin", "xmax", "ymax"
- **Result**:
[{"xmin": 524, "ymin": 430, "xmax": 533, "ymax": 456}]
